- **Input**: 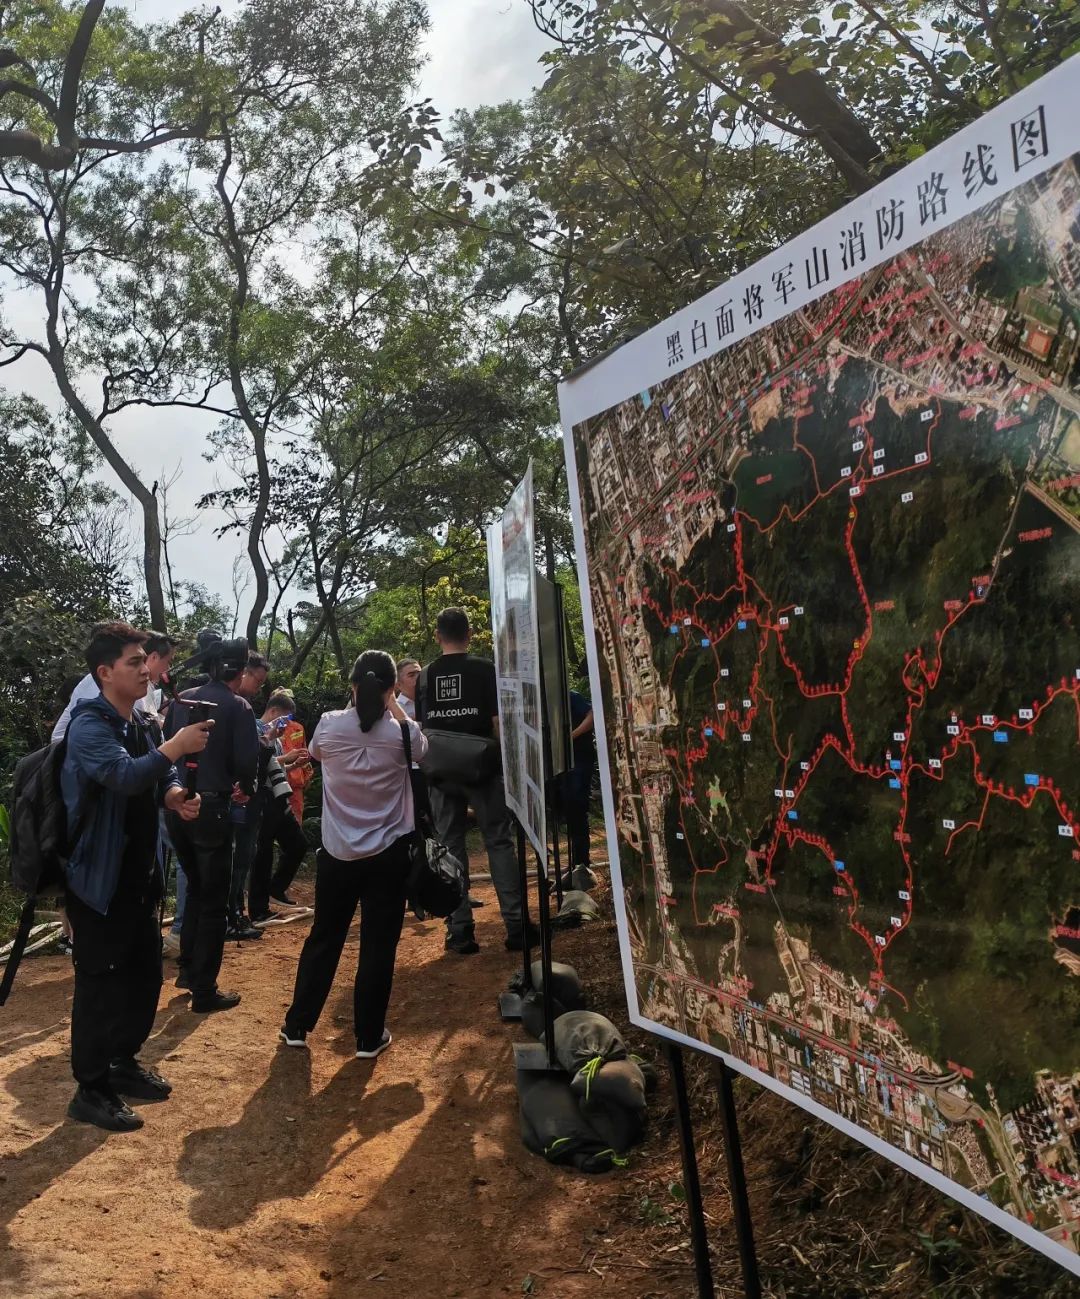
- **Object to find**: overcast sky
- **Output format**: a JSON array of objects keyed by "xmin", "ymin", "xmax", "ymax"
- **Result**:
[{"xmin": 3, "ymin": 0, "xmax": 552, "ymax": 621}]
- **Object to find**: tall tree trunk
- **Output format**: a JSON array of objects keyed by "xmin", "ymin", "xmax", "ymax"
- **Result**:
[
  {"xmin": 215, "ymin": 124, "xmax": 271, "ymax": 648},
  {"xmin": 47, "ymin": 344, "xmax": 167, "ymax": 629},
  {"xmin": 44, "ymin": 193, "xmax": 167, "ymax": 627}
]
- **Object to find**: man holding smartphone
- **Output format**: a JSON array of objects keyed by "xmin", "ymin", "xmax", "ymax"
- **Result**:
[{"xmin": 61, "ymin": 623, "xmax": 213, "ymax": 1132}]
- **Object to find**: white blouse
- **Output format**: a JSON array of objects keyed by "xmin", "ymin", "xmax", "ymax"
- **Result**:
[{"xmin": 309, "ymin": 708, "xmax": 429, "ymax": 860}]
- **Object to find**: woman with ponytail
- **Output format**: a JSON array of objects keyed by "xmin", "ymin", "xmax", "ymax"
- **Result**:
[{"xmin": 280, "ymin": 650, "xmax": 427, "ymax": 1058}]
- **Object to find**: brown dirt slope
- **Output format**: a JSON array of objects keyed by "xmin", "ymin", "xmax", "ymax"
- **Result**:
[
  {"xmin": 0, "ymin": 871, "xmax": 690, "ymax": 1299},
  {"xmin": 2, "ymin": 860, "xmax": 1077, "ymax": 1299}
]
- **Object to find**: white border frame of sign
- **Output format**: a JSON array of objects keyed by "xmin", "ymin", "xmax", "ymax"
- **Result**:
[{"xmin": 558, "ymin": 55, "xmax": 1080, "ymax": 1279}]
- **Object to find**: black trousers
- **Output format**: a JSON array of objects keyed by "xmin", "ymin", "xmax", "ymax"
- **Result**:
[
  {"xmin": 168, "ymin": 797, "xmax": 235, "ymax": 998},
  {"xmin": 248, "ymin": 796, "xmax": 309, "ymax": 918},
  {"xmin": 562, "ymin": 766, "xmax": 593, "ymax": 867},
  {"xmin": 285, "ymin": 840, "xmax": 408, "ymax": 1050},
  {"xmin": 67, "ymin": 889, "xmax": 162, "ymax": 1090},
  {"xmin": 229, "ymin": 792, "xmax": 266, "ymax": 921}
]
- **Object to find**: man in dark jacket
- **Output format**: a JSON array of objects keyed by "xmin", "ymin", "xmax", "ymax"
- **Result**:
[
  {"xmin": 165, "ymin": 638, "xmax": 260, "ymax": 1012},
  {"xmin": 61, "ymin": 622, "xmax": 212, "ymax": 1133}
]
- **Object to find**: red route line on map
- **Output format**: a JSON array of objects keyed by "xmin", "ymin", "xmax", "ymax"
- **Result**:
[{"xmin": 627, "ymin": 391, "xmax": 1080, "ymax": 979}]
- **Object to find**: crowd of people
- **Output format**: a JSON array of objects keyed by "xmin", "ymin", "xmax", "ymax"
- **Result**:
[{"xmin": 49, "ymin": 607, "xmax": 595, "ymax": 1133}]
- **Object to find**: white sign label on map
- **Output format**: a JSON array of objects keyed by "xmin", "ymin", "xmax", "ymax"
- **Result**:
[
  {"xmin": 488, "ymin": 463, "xmax": 547, "ymax": 858},
  {"xmin": 560, "ymin": 58, "xmax": 1080, "ymax": 1275}
]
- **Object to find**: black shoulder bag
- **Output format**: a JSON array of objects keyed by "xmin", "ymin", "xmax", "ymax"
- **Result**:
[
  {"xmin": 399, "ymin": 721, "xmax": 465, "ymax": 920},
  {"xmin": 415, "ymin": 667, "xmax": 499, "ymax": 786}
]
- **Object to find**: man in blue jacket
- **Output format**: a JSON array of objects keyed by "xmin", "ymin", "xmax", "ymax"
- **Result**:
[{"xmin": 62, "ymin": 622, "xmax": 213, "ymax": 1132}]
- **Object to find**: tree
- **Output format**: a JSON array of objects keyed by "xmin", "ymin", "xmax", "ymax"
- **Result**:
[
  {"xmin": 0, "ymin": 395, "xmax": 125, "ymax": 768},
  {"xmin": 0, "ymin": 0, "xmax": 217, "ymax": 169},
  {"xmin": 132, "ymin": 0, "xmax": 428, "ymax": 646},
  {"xmin": 377, "ymin": 0, "xmax": 1080, "ymax": 374}
]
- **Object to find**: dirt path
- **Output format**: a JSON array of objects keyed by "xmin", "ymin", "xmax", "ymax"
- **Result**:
[{"xmin": 0, "ymin": 872, "xmax": 678, "ymax": 1299}]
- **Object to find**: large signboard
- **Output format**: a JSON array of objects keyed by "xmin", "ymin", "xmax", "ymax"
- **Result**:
[
  {"xmin": 489, "ymin": 464, "xmax": 547, "ymax": 857},
  {"xmin": 560, "ymin": 60, "xmax": 1080, "ymax": 1273}
]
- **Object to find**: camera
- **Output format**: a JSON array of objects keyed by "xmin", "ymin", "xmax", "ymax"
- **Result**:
[{"xmin": 174, "ymin": 629, "xmax": 249, "ymax": 685}]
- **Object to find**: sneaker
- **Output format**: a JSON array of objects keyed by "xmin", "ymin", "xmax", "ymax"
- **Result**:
[
  {"xmin": 355, "ymin": 1030, "xmax": 392, "ymax": 1060},
  {"xmin": 278, "ymin": 1026, "xmax": 308, "ymax": 1049},
  {"xmin": 505, "ymin": 922, "xmax": 542, "ymax": 952},
  {"xmin": 467, "ymin": 896, "xmax": 485, "ymax": 908},
  {"xmin": 271, "ymin": 892, "xmax": 297, "ymax": 907},
  {"xmin": 67, "ymin": 1084, "xmax": 144, "ymax": 1132},
  {"xmin": 444, "ymin": 934, "xmax": 480, "ymax": 956},
  {"xmin": 191, "ymin": 989, "xmax": 242, "ymax": 1014},
  {"xmin": 251, "ymin": 910, "xmax": 279, "ymax": 925},
  {"xmin": 226, "ymin": 918, "xmax": 263, "ymax": 941},
  {"xmin": 55, "ymin": 935, "xmax": 74, "ymax": 956},
  {"xmin": 109, "ymin": 1059, "xmax": 172, "ymax": 1101}
]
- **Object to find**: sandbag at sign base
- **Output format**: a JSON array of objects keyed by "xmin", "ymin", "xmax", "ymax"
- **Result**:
[
  {"xmin": 551, "ymin": 1010, "xmax": 627, "ymax": 1077},
  {"xmin": 550, "ymin": 889, "xmax": 601, "ymax": 930},
  {"xmin": 507, "ymin": 960, "xmax": 586, "ymax": 1011},
  {"xmin": 559, "ymin": 865, "xmax": 598, "ymax": 893},
  {"xmin": 517, "ymin": 1071, "xmax": 629, "ymax": 1174},
  {"xmin": 520, "ymin": 988, "xmax": 566, "ymax": 1041}
]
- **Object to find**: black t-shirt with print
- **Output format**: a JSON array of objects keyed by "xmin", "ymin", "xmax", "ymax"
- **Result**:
[{"xmin": 417, "ymin": 653, "xmax": 498, "ymax": 738}]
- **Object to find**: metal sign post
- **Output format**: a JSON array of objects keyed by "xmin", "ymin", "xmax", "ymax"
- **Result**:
[{"xmin": 665, "ymin": 1044, "xmax": 715, "ymax": 1299}]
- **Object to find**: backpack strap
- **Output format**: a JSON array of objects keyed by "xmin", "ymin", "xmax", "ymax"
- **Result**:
[
  {"xmin": 416, "ymin": 666, "xmax": 429, "ymax": 725},
  {"xmin": 399, "ymin": 720, "xmax": 433, "ymax": 835},
  {"xmin": 0, "ymin": 896, "xmax": 37, "ymax": 1008}
]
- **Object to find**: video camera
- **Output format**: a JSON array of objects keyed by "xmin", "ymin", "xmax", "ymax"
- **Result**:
[
  {"xmin": 169, "ymin": 628, "xmax": 249, "ymax": 689},
  {"xmin": 159, "ymin": 629, "xmax": 245, "ymax": 795}
]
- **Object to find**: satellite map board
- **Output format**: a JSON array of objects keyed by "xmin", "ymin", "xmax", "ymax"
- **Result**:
[{"xmin": 560, "ymin": 61, "xmax": 1080, "ymax": 1272}]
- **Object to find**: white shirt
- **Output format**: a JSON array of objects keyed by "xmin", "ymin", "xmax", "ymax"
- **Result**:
[
  {"xmin": 396, "ymin": 692, "xmax": 416, "ymax": 719},
  {"xmin": 309, "ymin": 708, "xmax": 428, "ymax": 860},
  {"xmin": 52, "ymin": 674, "xmax": 159, "ymax": 742}
]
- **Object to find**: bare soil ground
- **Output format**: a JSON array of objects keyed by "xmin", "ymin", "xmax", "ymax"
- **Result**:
[
  {"xmin": 2, "ymin": 855, "xmax": 1077, "ymax": 1299},
  {"xmin": 0, "ymin": 862, "xmax": 696, "ymax": 1299}
]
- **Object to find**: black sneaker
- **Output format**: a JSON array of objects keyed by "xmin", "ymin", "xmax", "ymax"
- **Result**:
[
  {"xmin": 444, "ymin": 934, "xmax": 480, "ymax": 956},
  {"xmin": 251, "ymin": 910, "xmax": 279, "ymax": 925},
  {"xmin": 467, "ymin": 896, "xmax": 485, "ymax": 909},
  {"xmin": 109, "ymin": 1059, "xmax": 172, "ymax": 1101},
  {"xmin": 191, "ymin": 989, "xmax": 242, "ymax": 1014},
  {"xmin": 355, "ymin": 1030, "xmax": 392, "ymax": 1060},
  {"xmin": 226, "ymin": 917, "xmax": 263, "ymax": 941},
  {"xmin": 278, "ymin": 1026, "xmax": 308, "ymax": 1049},
  {"xmin": 505, "ymin": 922, "xmax": 542, "ymax": 952},
  {"xmin": 67, "ymin": 1085, "xmax": 144, "ymax": 1132}
]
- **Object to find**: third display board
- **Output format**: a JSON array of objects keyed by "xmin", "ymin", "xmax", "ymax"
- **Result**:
[
  {"xmin": 489, "ymin": 463, "xmax": 547, "ymax": 858},
  {"xmin": 560, "ymin": 59, "xmax": 1080, "ymax": 1273}
]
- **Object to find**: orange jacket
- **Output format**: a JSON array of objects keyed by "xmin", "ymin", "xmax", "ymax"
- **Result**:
[{"xmin": 280, "ymin": 719, "xmax": 312, "ymax": 823}]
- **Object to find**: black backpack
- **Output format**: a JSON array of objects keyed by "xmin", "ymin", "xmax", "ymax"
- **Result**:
[{"xmin": 1, "ymin": 736, "xmax": 96, "ymax": 1006}]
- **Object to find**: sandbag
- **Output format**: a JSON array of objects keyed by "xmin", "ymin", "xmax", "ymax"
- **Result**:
[
  {"xmin": 519, "ymin": 987, "xmax": 567, "ymax": 1041},
  {"xmin": 551, "ymin": 889, "xmax": 601, "ymax": 930},
  {"xmin": 529, "ymin": 960, "xmax": 586, "ymax": 1010},
  {"xmin": 631, "ymin": 1054, "xmax": 660, "ymax": 1094},
  {"xmin": 572, "ymin": 1057, "xmax": 648, "ymax": 1113},
  {"xmin": 551, "ymin": 1010, "xmax": 627, "ymax": 1077},
  {"xmin": 559, "ymin": 865, "xmax": 598, "ymax": 893},
  {"xmin": 580, "ymin": 1094, "xmax": 646, "ymax": 1154},
  {"xmin": 517, "ymin": 1071, "xmax": 627, "ymax": 1174}
]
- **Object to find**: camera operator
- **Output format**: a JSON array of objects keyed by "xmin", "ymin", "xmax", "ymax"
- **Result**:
[
  {"xmin": 61, "ymin": 623, "xmax": 212, "ymax": 1132},
  {"xmin": 165, "ymin": 634, "xmax": 260, "ymax": 1013}
]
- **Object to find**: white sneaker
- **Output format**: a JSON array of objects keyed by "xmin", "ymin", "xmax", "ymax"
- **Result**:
[{"xmin": 355, "ymin": 1030, "xmax": 392, "ymax": 1059}]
